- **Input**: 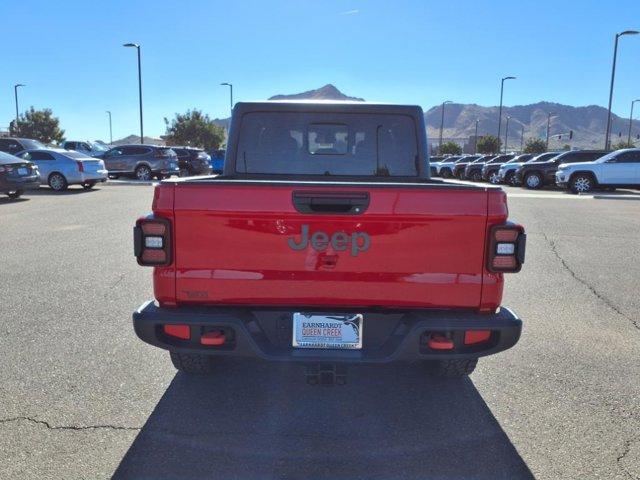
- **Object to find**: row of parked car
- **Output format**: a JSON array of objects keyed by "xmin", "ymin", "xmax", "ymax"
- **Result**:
[
  {"xmin": 429, "ymin": 148, "xmax": 640, "ymax": 193},
  {"xmin": 0, "ymin": 137, "xmax": 225, "ymax": 199}
]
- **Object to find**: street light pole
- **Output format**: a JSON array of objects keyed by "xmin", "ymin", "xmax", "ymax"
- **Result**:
[
  {"xmin": 106, "ymin": 111, "xmax": 113, "ymax": 145},
  {"xmin": 604, "ymin": 30, "xmax": 639, "ymax": 150},
  {"xmin": 520, "ymin": 125, "xmax": 524, "ymax": 153},
  {"xmin": 220, "ymin": 83, "xmax": 233, "ymax": 118},
  {"xmin": 545, "ymin": 112, "xmax": 556, "ymax": 150},
  {"xmin": 123, "ymin": 43, "xmax": 144, "ymax": 144},
  {"xmin": 438, "ymin": 101, "xmax": 452, "ymax": 154},
  {"xmin": 627, "ymin": 99, "xmax": 640, "ymax": 146},
  {"xmin": 497, "ymin": 76, "xmax": 516, "ymax": 145},
  {"xmin": 13, "ymin": 84, "xmax": 25, "ymax": 132},
  {"xmin": 474, "ymin": 119, "xmax": 479, "ymax": 154},
  {"xmin": 504, "ymin": 116, "xmax": 511, "ymax": 153}
]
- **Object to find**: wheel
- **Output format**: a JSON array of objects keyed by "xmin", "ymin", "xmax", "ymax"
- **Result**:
[
  {"xmin": 170, "ymin": 352, "xmax": 214, "ymax": 374},
  {"xmin": 488, "ymin": 171, "xmax": 501, "ymax": 184},
  {"xmin": 505, "ymin": 171, "xmax": 517, "ymax": 186},
  {"xmin": 179, "ymin": 168, "xmax": 190, "ymax": 177},
  {"xmin": 135, "ymin": 165, "xmax": 152, "ymax": 181},
  {"xmin": 470, "ymin": 171, "xmax": 482, "ymax": 182},
  {"xmin": 524, "ymin": 171, "xmax": 543, "ymax": 190},
  {"xmin": 427, "ymin": 358, "xmax": 478, "ymax": 378},
  {"xmin": 82, "ymin": 181, "xmax": 96, "ymax": 190},
  {"xmin": 48, "ymin": 173, "xmax": 68, "ymax": 191},
  {"xmin": 569, "ymin": 174, "xmax": 595, "ymax": 194},
  {"xmin": 108, "ymin": 174, "xmax": 119, "ymax": 180},
  {"xmin": 441, "ymin": 169, "xmax": 452, "ymax": 179},
  {"xmin": 456, "ymin": 170, "xmax": 465, "ymax": 180},
  {"xmin": 7, "ymin": 190, "xmax": 23, "ymax": 199}
]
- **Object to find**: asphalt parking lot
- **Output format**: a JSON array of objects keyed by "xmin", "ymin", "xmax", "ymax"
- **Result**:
[{"xmin": 1, "ymin": 183, "xmax": 639, "ymax": 479}]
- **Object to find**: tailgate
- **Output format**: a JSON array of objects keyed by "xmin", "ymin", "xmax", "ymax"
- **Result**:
[{"xmin": 173, "ymin": 182, "xmax": 491, "ymax": 308}]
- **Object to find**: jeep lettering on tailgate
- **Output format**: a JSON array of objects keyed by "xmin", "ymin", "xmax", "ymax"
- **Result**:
[{"xmin": 287, "ymin": 224, "xmax": 370, "ymax": 257}]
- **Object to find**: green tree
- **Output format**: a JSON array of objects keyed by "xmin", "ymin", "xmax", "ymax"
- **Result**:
[
  {"xmin": 9, "ymin": 107, "xmax": 65, "ymax": 144},
  {"xmin": 476, "ymin": 135, "xmax": 501, "ymax": 154},
  {"xmin": 611, "ymin": 140, "xmax": 634, "ymax": 150},
  {"xmin": 164, "ymin": 109, "xmax": 225, "ymax": 150},
  {"xmin": 523, "ymin": 138, "xmax": 547, "ymax": 154},
  {"xmin": 439, "ymin": 141, "xmax": 462, "ymax": 155}
]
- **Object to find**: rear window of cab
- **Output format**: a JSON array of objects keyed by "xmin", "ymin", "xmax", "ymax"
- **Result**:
[{"xmin": 236, "ymin": 112, "xmax": 419, "ymax": 177}]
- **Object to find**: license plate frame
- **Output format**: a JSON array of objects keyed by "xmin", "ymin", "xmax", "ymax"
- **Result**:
[{"xmin": 292, "ymin": 313, "xmax": 363, "ymax": 350}]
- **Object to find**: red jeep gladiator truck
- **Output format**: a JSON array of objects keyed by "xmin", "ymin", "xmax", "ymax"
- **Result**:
[{"xmin": 133, "ymin": 101, "xmax": 525, "ymax": 379}]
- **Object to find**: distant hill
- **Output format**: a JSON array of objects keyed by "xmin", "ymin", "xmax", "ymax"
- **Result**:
[
  {"xmin": 269, "ymin": 84, "xmax": 364, "ymax": 102},
  {"xmin": 426, "ymin": 101, "xmax": 640, "ymax": 149}
]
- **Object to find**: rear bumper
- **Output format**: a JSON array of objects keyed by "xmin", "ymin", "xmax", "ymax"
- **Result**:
[
  {"xmin": 1, "ymin": 175, "xmax": 41, "ymax": 191},
  {"xmin": 132, "ymin": 301, "xmax": 522, "ymax": 363}
]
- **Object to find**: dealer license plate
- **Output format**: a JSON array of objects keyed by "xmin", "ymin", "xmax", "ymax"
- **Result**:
[{"xmin": 292, "ymin": 313, "xmax": 363, "ymax": 349}]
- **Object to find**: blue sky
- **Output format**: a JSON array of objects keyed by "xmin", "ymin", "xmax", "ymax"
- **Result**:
[{"xmin": 2, "ymin": 0, "xmax": 639, "ymax": 141}]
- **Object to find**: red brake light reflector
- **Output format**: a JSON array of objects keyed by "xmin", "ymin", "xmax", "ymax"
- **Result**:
[
  {"xmin": 464, "ymin": 330, "xmax": 491, "ymax": 345},
  {"xmin": 163, "ymin": 324, "xmax": 190, "ymax": 340}
]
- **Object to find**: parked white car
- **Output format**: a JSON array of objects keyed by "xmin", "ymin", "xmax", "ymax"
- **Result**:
[
  {"xmin": 17, "ymin": 148, "xmax": 108, "ymax": 191},
  {"xmin": 61, "ymin": 141, "xmax": 111, "ymax": 158},
  {"xmin": 555, "ymin": 148, "xmax": 640, "ymax": 193}
]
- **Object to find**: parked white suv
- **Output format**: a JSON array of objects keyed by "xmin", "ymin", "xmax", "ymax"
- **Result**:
[{"xmin": 556, "ymin": 148, "xmax": 640, "ymax": 193}]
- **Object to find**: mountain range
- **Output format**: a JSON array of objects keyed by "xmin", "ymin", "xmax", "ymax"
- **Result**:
[{"xmin": 116, "ymin": 85, "xmax": 640, "ymax": 149}]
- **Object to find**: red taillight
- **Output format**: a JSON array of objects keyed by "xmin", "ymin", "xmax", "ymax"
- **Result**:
[
  {"xmin": 464, "ymin": 330, "xmax": 491, "ymax": 345},
  {"xmin": 76, "ymin": 161, "xmax": 84, "ymax": 172},
  {"xmin": 134, "ymin": 216, "xmax": 172, "ymax": 266},
  {"xmin": 487, "ymin": 223, "xmax": 526, "ymax": 273},
  {"xmin": 163, "ymin": 324, "xmax": 190, "ymax": 340}
]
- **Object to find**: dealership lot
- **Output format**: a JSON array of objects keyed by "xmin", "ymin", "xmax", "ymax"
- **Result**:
[{"xmin": 1, "ymin": 184, "xmax": 639, "ymax": 479}]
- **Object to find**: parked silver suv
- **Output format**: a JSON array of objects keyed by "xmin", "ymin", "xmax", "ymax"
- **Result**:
[{"xmin": 100, "ymin": 145, "xmax": 179, "ymax": 181}]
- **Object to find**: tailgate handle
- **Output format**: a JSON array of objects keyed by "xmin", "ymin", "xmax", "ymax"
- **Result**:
[{"xmin": 292, "ymin": 191, "xmax": 370, "ymax": 215}]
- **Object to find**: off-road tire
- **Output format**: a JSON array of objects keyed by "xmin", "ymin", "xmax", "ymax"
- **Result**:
[
  {"xmin": 170, "ymin": 352, "xmax": 213, "ymax": 374},
  {"xmin": 428, "ymin": 358, "xmax": 478, "ymax": 377}
]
